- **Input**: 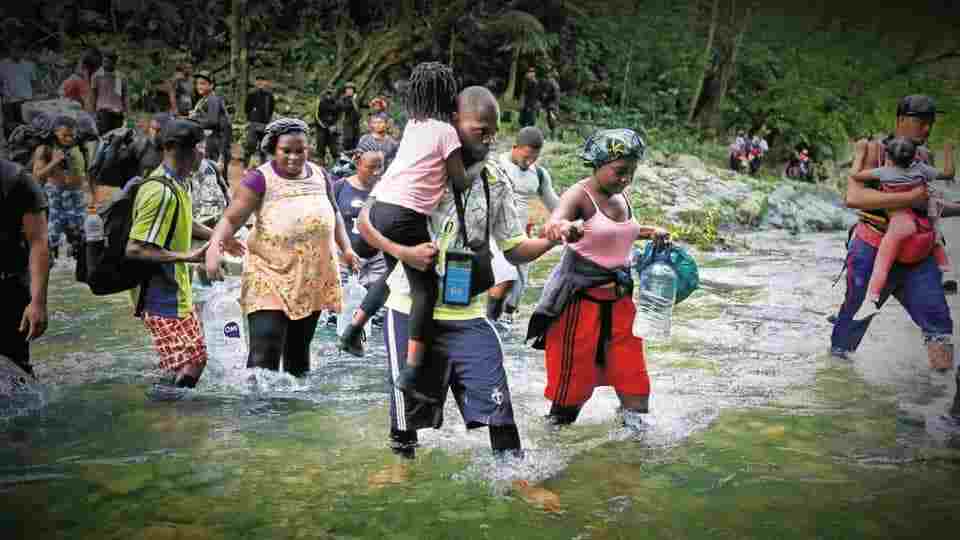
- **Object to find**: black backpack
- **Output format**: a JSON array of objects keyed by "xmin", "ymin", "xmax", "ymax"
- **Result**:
[
  {"xmin": 88, "ymin": 127, "xmax": 148, "ymax": 188},
  {"xmin": 85, "ymin": 175, "xmax": 181, "ymax": 314},
  {"xmin": 7, "ymin": 116, "xmax": 53, "ymax": 168}
]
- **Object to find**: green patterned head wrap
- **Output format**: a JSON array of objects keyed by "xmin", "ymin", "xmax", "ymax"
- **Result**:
[{"xmin": 580, "ymin": 128, "xmax": 645, "ymax": 169}]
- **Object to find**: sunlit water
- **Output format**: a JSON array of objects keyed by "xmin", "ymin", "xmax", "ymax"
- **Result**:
[{"xmin": 2, "ymin": 229, "xmax": 960, "ymax": 539}]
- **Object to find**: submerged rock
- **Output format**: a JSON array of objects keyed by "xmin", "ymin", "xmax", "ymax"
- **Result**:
[{"xmin": 0, "ymin": 355, "xmax": 45, "ymax": 418}]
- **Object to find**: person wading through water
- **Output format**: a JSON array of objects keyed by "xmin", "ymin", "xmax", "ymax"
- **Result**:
[
  {"xmin": 486, "ymin": 126, "xmax": 561, "ymax": 324},
  {"xmin": 127, "ymin": 119, "xmax": 238, "ymax": 388},
  {"xmin": 528, "ymin": 128, "xmax": 668, "ymax": 429},
  {"xmin": 337, "ymin": 62, "xmax": 478, "ymax": 405},
  {"xmin": 189, "ymin": 71, "xmax": 232, "ymax": 185},
  {"xmin": 357, "ymin": 86, "xmax": 582, "ymax": 458},
  {"xmin": 0, "ymin": 158, "xmax": 49, "ymax": 378},
  {"xmin": 831, "ymin": 95, "xmax": 960, "ymax": 418},
  {"xmin": 205, "ymin": 118, "xmax": 358, "ymax": 377}
]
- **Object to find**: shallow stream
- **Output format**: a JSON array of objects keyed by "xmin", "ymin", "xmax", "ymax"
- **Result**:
[{"xmin": 3, "ymin": 230, "xmax": 960, "ymax": 539}]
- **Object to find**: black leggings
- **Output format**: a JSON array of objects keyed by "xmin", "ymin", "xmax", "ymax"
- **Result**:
[
  {"xmin": 247, "ymin": 310, "xmax": 321, "ymax": 377},
  {"xmin": 357, "ymin": 201, "xmax": 437, "ymax": 341}
]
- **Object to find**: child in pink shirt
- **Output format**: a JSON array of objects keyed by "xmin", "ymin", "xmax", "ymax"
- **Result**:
[{"xmin": 338, "ymin": 62, "xmax": 472, "ymax": 404}]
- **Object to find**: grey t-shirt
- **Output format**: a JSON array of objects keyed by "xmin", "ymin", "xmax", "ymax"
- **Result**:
[
  {"xmin": 871, "ymin": 163, "xmax": 938, "ymax": 187},
  {"xmin": 872, "ymin": 163, "xmax": 939, "ymax": 212}
]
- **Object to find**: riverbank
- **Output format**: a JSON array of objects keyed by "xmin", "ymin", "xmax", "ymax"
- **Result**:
[{"xmin": 530, "ymin": 138, "xmax": 856, "ymax": 249}]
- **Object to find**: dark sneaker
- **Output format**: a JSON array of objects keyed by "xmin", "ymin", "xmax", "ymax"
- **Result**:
[
  {"xmin": 395, "ymin": 364, "xmax": 440, "ymax": 404},
  {"xmin": 337, "ymin": 323, "xmax": 366, "ymax": 357},
  {"xmin": 830, "ymin": 347, "xmax": 850, "ymax": 360},
  {"xmin": 174, "ymin": 373, "xmax": 199, "ymax": 388},
  {"xmin": 325, "ymin": 312, "xmax": 338, "ymax": 327},
  {"xmin": 945, "ymin": 280, "xmax": 958, "ymax": 295}
]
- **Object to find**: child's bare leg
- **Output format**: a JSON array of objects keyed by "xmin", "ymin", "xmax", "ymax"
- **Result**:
[
  {"xmin": 934, "ymin": 243, "xmax": 951, "ymax": 272},
  {"xmin": 866, "ymin": 210, "xmax": 916, "ymax": 302}
]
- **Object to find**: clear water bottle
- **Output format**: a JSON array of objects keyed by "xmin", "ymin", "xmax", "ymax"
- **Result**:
[
  {"xmin": 632, "ymin": 249, "xmax": 678, "ymax": 340},
  {"xmin": 191, "ymin": 268, "xmax": 213, "ymax": 306},
  {"xmin": 203, "ymin": 281, "xmax": 247, "ymax": 363},
  {"xmin": 84, "ymin": 206, "xmax": 104, "ymax": 242},
  {"xmin": 83, "ymin": 206, "xmax": 104, "ymax": 279},
  {"xmin": 337, "ymin": 273, "xmax": 370, "ymax": 338}
]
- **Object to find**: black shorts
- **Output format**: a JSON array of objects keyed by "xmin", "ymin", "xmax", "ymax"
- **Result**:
[{"xmin": 0, "ymin": 275, "xmax": 32, "ymax": 375}]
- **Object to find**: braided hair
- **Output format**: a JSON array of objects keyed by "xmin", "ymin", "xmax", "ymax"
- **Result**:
[
  {"xmin": 405, "ymin": 61, "xmax": 458, "ymax": 123},
  {"xmin": 260, "ymin": 118, "xmax": 311, "ymax": 154}
]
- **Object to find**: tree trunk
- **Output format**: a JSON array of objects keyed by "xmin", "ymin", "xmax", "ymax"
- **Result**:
[
  {"xmin": 322, "ymin": 0, "xmax": 466, "ymax": 100},
  {"xmin": 709, "ymin": 5, "xmax": 751, "ymax": 129},
  {"xmin": 238, "ymin": 0, "xmax": 249, "ymax": 118},
  {"xmin": 449, "ymin": 29, "xmax": 456, "ymax": 68},
  {"xmin": 230, "ymin": 0, "xmax": 241, "ymax": 107},
  {"xmin": 620, "ymin": 41, "xmax": 634, "ymax": 111},
  {"xmin": 334, "ymin": 13, "xmax": 348, "ymax": 77},
  {"xmin": 503, "ymin": 46, "xmax": 520, "ymax": 106},
  {"xmin": 687, "ymin": 0, "xmax": 720, "ymax": 124}
]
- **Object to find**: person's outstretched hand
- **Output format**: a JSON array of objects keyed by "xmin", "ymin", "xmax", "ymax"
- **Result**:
[
  {"xmin": 20, "ymin": 301, "xmax": 47, "ymax": 341},
  {"xmin": 204, "ymin": 242, "xmax": 224, "ymax": 282},
  {"xmin": 341, "ymin": 249, "xmax": 361, "ymax": 272},
  {"xmin": 221, "ymin": 234, "xmax": 246, "ymax": 258},
  {"xmin": 651, "ymin": 227, "xmax": 671, "ymax": 247}
]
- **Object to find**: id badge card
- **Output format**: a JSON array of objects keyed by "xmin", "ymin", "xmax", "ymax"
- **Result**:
[{"xmin": 442, "ymin": 248, "xmax": 474, "ymax": 306}]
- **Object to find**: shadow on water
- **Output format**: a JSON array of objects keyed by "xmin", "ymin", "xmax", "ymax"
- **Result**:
[{"xmin": 2, "ymin": 233, "xmax": 960, "ymax": 539}]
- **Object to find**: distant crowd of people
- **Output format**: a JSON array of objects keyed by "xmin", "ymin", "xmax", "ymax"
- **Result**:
[{"xmin": 728, "ymin": 131, "xmax": 768, "ymax": 175}]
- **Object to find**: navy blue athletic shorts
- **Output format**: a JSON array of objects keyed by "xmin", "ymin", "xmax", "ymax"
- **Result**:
[{"xmin": 384, "ymin": 309, "xmax": 516, "ymax": 432}]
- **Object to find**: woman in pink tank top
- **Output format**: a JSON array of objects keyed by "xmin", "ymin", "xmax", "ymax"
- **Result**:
[{"xmin": 537, "ymin": 128, "xmax": 668, "ymax": 429}]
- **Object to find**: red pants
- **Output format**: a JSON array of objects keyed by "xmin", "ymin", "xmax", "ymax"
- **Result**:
[{"xmin": 544, "ymin": 286, "xmax": 650, "ymax": 407}]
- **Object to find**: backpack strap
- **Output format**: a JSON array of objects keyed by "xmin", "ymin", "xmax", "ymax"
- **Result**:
[
  {"xmin": 452, "ymin": 167, "xmax": 491, "ymax": 247},
  {"xmin": 535, "ymin": 165, "xmax": 546, "ymax": 193},
  {"xmin": 133, "ymin": 175, "xmax": 183, "ymax": 318}
]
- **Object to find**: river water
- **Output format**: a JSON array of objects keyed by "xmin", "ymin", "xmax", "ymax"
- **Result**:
[{"xmin": 2, "ymin": 228, "xmax": 960, "ymax": 539}]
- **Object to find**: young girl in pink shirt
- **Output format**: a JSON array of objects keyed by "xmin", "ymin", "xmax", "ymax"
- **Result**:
[{"xmin": 338, "ymin": 62, "xmax": 473, "ymax": 403}]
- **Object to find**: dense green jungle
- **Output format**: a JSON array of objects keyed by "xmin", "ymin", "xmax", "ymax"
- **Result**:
[{"xmin": 6, "ymin": 0, "xmax": 960, "ymax": 168}]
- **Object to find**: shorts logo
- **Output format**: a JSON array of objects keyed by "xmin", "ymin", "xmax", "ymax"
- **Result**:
[{"xmin": 491, "ymin": 386, "xmax": 504, "ymax": 406}]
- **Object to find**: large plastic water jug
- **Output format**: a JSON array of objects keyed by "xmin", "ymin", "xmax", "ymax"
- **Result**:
[
  {"xmin": 632, "ymin": 250, "xmax": 677, "ymax": 340},
  {"xmin": 203, "ymin": 280, "xmax": 247, "ymax": 362}
]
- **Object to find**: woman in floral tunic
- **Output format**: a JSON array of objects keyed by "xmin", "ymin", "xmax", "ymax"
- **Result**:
[{"xmin": 205, "ymin": 118, "xmax": 359, "ymax": 376}]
